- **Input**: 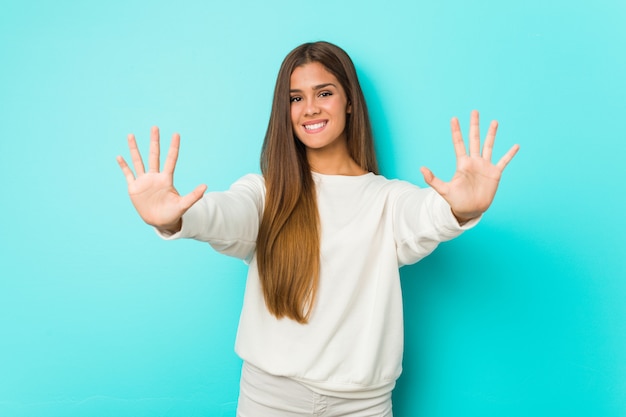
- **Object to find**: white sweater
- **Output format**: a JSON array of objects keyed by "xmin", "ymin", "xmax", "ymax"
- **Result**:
[{"xmin": 161, "ymin": 172, "xmax": 476, "ymax": 398}]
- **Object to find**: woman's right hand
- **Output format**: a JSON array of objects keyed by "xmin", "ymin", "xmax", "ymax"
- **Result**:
[{"xmin": 116, "ymin": 127, "xmax": 207, "ymax": 234}]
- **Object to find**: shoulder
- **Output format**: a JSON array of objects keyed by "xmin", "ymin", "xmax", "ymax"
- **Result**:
[
  {"xmin": 363, "ymin": 174, "xmax": 441, "ymax": 214},
  {"xmin": 217, "ymin": 174, "xmax": 267, "ymax": 209},
  {"xmin": 230, "ymin": 173, "xmax": 266, "ymax": 192},
  {"xmin": 233, "ymin": 172, "xmax": 264, "ymax": 184},
  {"xmin": 365, "ymin": 173, "xmax": 423, "ymax": 194}
]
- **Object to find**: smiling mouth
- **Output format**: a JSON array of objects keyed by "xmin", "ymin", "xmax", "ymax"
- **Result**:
[{"xmin": 304, "ymin": 121, "xmax": 327, "ymax": 131}]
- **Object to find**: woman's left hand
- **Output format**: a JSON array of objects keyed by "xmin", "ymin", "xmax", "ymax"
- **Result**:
[{"xmin": 420, "ymin": 110, "xmax": 520, "ymax": 223}]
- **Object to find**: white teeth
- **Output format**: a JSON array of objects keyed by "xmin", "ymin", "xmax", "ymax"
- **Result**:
[{"xmin": 304, "ymin": 122, "xmax": 326, "ymax": 130}]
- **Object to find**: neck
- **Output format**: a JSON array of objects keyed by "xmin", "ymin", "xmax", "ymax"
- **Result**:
[{"xmin": 307, "ymin": 149, "xmax": 367, "ymax": 176}]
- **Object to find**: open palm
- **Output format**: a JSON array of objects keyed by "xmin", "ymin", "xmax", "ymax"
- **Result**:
[
  {"xmin": 117, "ymin": 127, "xmax": 207, "ymax": 232},
  {"xmin": 421, "ymin": 110, "xmax": 519, "ymax": 222}
]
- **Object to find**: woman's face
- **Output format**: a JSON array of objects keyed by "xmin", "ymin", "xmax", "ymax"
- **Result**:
[{"xmin": 289, "ymin": 62, "xmax": 351, "ymax": 155}]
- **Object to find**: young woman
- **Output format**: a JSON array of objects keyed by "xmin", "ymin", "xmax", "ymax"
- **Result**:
[{"xmin": 117, "ymin": 41, "xmax": 519, "ymax": 417}]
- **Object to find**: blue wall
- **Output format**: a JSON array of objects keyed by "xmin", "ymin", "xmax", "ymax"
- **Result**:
[{"xmin": 1, "ymin": 0, "xmax": 624, "ymax": 416}]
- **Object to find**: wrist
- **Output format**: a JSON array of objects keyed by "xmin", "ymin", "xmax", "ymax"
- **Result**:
[
  {"xmin": 451, "ymin": 209, "xmax": 476, "ymax": 226},
  {"xmin": 156, "ymin": 218, "xmax": 182, "ymax": 235}
]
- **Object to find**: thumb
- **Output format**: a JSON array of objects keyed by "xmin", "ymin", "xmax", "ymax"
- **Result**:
[
  {"xmin": 420, "ymin": 166, "xmax": 447, "ymax": 196},
  {"xmin": 180, "ymin": 184, "xmax": 208, "ymax": 211}
]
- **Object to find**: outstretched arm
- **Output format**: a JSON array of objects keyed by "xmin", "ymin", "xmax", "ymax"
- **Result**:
[
  {"xmin": 116, "ymin": 127, "xmax": 207, "ymax": 234},
  {"xmin": 420, "ymin": 110, "xmax": 519, "ymax": 224}
]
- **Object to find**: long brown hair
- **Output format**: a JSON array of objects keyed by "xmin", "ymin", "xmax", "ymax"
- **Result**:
[{"xmin": 256, "ymin": 41, "xmax": 379, "ymax": 323}]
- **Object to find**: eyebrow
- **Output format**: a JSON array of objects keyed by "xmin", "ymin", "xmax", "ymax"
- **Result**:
[{"xmin": 289, "ymin": 83, "xmax": 337, "ymax": 93}]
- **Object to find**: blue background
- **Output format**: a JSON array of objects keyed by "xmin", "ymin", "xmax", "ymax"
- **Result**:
[{"xmin": 1, "ymin": 0, "xmax": 624, "ymax": 416}]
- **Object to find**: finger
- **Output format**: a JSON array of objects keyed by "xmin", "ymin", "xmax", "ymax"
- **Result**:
[
  {"xmin": 148, "ymin": 126, "xmax": 160, "ymax": 173},
  {"xmin": 127, "ymin": 133, "xmax": 145, "ymax": 175},
  {"xmin": 420, "ymin": 166, "xmax": 448, "ymax": 196},
  {"xmin": 450, "ymin": 117, "xmax": 467, "ymax": 159},
  {"xmin": 116, "ymin": 155, "xmax": 136, "ymax": 184},
  {"xmin": 179, "ymin": 184, "xmax": 208, "ymax": 211},
  {"xmin": 495, "ymin": 144, "xmax": 520, "ymax": 171},
  {"xmin": 163, "ymin": 133, "xmax": 181, "ymax": 175},
  {"xmin": 482, "ymin": 120, "xmax": 498, "ymax": 162},
  {"xmin": 469, "ymin": 110, "xmax": 480, "ymax": 157}
]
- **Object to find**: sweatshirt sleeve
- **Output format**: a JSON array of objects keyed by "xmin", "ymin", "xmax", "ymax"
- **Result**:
[
  {"xmin": 392, "ymin": 184, "xmax": 479, "ymax": 266},
  {"xmin": 156, "ymin": 174, "xmax": 265, "ymax": 263}
]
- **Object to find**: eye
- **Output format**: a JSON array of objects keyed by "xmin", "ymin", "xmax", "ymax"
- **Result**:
[
  {"xmin": 319, "ymin": 91, "xmax": 333, "ymax": 98},
  {"xmin": 290, "ymin": 96, "xmax": 301, "ymax": 103}
]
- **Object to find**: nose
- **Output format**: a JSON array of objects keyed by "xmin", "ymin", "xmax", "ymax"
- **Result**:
[{"xmin": 304, "ymin": 98, "xmax": 320, "ymax": 116}]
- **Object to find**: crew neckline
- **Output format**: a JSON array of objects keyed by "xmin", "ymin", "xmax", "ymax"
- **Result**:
[{"xmin": 311, "ymin": 171, "xmax": 375, "ymax": 179}]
